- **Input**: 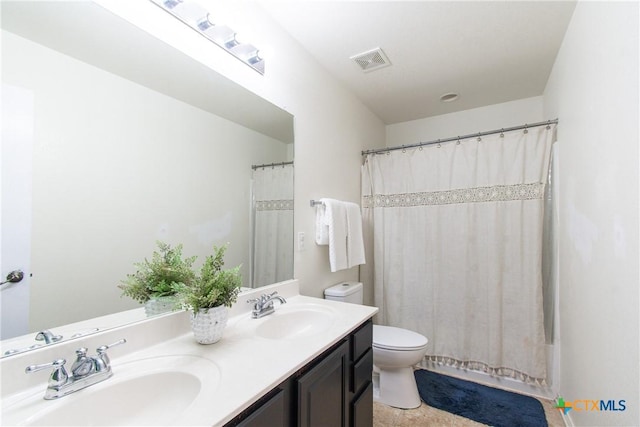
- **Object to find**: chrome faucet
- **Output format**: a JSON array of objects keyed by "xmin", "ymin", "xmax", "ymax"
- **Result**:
[
  {"xmin": 35, "ymin": 329, "xmax": 63, "ymax": 345},
  {"xmin": 70, "ymin": 347, "xmax": 95, "ymax": 378},
  {"xmin": 25, "ymin": 338, "xmax": 126, "ymax": 399},
  {"xmin": 4, "ymin": 329, "xmax": 96, "ymax": 356},
  {"xmin": 247, "ymin": 291, "xmax": 287, "ymax": 319}
]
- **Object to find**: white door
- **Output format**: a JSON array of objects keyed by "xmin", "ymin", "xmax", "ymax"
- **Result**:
[{"xmin": 1, "ymin": 83, "xmax": 34, "ymax": 340}]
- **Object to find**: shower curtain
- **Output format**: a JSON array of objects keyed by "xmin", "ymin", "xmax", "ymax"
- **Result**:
[
  {"xmin": 361, "ymin": 125, "xmax": 554, "ymax": 383},
  {"xmin": 251, "ymin": 164, "xmax": 294, "ymax": 287}
]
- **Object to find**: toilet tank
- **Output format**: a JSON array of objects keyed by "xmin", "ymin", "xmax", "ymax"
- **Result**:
[{"xmin": 324, "ymin": 282, "xmax": 363, "ymax": 304}]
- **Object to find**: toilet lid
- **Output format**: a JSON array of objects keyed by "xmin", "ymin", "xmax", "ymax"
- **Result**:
[{"xmin": 373, "ymin": 325, "xmax": 428, "ymax": 351}]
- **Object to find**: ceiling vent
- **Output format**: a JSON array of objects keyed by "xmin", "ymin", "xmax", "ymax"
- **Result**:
[{"xmin": 350, "ymin": 47, "xmax": 391, "ymax": 73}]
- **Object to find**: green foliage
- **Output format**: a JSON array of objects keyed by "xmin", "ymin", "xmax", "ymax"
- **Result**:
[
  {"xmin": 118, "ymin": 241, "xmax": 197, "ymax": 304},
  {"xmin": 173, "ymin": 244, "xmax": 242, "ymax": 313}
]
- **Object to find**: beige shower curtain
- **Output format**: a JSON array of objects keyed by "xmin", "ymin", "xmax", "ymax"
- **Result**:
[{"xmin": 361, "ymin": 125, "xmax": 554, "ymax": 383}]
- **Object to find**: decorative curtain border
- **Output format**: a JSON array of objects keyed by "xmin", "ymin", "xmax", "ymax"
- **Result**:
[
  {"xmin": 362, "ymin": 182, "xmax": 545, "ymax": 208},
  {"xmin": 421, "ymin": 355, "xmax": 547, "ymax": 386},
  {"xmin": 255, "ymin": 199, "xmax": 294, "ymax": 211}
]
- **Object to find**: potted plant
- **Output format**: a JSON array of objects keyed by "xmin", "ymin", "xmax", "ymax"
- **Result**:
[
  {"xmin": 173, "ymin": 244, "xmax": 242, "ymax": 344},
  {"xmin": 118, "ymin": 241, "xmax": 196, "ymax": 316}
]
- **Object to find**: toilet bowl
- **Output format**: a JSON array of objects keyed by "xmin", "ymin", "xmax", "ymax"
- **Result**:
[
  {"xmin": 324, "ymin": 282, "xmax": 429, "ymax": 409},
  {"xmin": 372, "ymin": 325, "xmax": 428, "ymax": 409}
]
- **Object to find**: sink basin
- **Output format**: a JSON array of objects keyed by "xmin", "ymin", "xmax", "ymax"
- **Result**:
[
  {"xmin": 2, "ymin": 355, "xmax": 220, "ymax": 426},
  {"xmin": 253, "ymin": 304, "xmax": 336, "ymax": 340}
]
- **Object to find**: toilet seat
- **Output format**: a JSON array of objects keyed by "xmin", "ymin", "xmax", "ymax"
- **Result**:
[{"xmin": 373, "ymin": 325, "xmax": 428, "ymax": 351}]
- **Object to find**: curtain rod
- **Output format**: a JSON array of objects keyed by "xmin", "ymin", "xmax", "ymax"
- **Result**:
[
  {"xmin": 361, "ymin": 119, "xmax": 558, "ymax": 156},
  {"xmin": 251, "ymin": 161, "xmax": 293, "ymax": 170}
]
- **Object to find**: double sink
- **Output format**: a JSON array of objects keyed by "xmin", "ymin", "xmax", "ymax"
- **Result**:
[{"xmin": 1, "ymin": 297, "xmax": 342, "ymax": 426}]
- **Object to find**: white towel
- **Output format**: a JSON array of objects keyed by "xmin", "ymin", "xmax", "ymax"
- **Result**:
[
  {"xmin": 345, "ymin": 202, "xmax": 366, "ymax": 268},
  {"xmin": 317, "ymin": 198, "xmax": 366, "ymax": 272},
  {"xmin": 321, "ymin": 198, "xmax": 349, "ymax": 272},
  {"xmin": 315, "ymin": 203, "xmax": 329, "ymax": 245}
]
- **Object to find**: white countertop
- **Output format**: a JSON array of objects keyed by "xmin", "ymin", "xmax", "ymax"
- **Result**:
[{"xmin": 1, "ymin": 281, "xmax": 378, "ymax": 426}]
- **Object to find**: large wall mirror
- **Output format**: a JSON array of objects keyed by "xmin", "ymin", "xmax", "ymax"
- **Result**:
[{"xmin": 0, "ymin": 1, "xmax": 294, "ymax": 356}]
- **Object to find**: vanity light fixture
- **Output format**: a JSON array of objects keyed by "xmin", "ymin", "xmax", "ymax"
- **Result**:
[{"xmin": 150, "ymin": 0, "xmax": 265, "ymax": 74}]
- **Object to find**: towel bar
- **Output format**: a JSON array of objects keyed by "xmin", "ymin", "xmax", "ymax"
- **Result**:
[{"xmin": 310, "ymin": 200, "xmax": 325, "ymax": 207}]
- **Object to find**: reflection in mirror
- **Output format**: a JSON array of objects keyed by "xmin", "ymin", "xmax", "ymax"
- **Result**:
[
  {"xmin": 0, "ymin": 1, "xmax": 294, "ymax": 356},
  {"xmin": 251, "ymin": 162, "xmax": 294, "ymax": 287}
]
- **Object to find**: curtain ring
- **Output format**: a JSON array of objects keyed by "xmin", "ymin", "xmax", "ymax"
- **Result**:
[
  {"xmin": 402, "ymin": 145, "xmax": 406, "ymax": 153},
  {"xmin": 477, "ymin": 132, "xmax": 482, "ymax": 142},
  {"xmin": 419, "ymin": 146, "xmax": 423, "ymax": 151},
  {"xmin": 546, "ymin": 120, "xmax": 551, "ymax": 130},
  {"xmin": 524, "ymin": 124, "xmax": 529, "ymax": 134},
  {"xmin": 500, "ymin": 128, "xmax": 504, "ymax": 138},
  {"xmin": 456, "ymin": 137, "xmax": 460, "ymax": 145},
  {"xmin": 437, "ymin": 143, "xmax": 442, "ymax": 148}
]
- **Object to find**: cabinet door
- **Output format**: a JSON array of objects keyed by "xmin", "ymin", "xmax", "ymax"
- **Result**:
[
  {"xmin": 233, "ymin": 387, "xmax": 289, "ymax": 427},
  {"xmin": 351, "ymin": 382, "xmax": 373, "ymax": 427},
  {"xmin": 298, "ymin": 340, "xmax": 349, "ymax": 427}
]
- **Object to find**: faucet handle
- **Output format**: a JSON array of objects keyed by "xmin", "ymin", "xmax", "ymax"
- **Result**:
[
  {"xmin": 95, "ymin": 339, "xmax": 126, "ymax": 372},
  {"xmin": 96, "ymin": 338, "xmax": 126, "ymax": 354},
  {"xmin": 25, "ymin": 359, "xmax": 69, "ymax": 388},
  {"xmin": 25, "ymin": 358, "xmax": 67, "ymax": 373},
  {"xmin": 263, "ymin": 291, "xmax": 282, "ymax": 304}
]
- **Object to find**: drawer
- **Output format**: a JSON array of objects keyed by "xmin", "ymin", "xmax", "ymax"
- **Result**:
[
  {"xmin": 352, "ymin": 348, "xmax": 373, "ymax": 394},
  {"xmin": 351, "ymin": 320, "xmax": 372, "ymax": 362}
]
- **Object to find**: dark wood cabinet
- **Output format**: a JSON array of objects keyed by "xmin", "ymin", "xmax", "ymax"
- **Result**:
[
  {"xmin": 234, "ymin": 388, "xmax": 287, "ymax": 427},
  {"xmin": 351, "ymin": 382, "xmax": 373, "ymax": 427},
  {"xmin": 349, "ymin": 322, "xmax": 373, "ymax": 427},
  {"xmin": 226, "ymin": 319, "xmax": 373, "ymax": 427},
  {"xmin": 297, "ymin": 340, "xmax": 349, "ymax": 427}
]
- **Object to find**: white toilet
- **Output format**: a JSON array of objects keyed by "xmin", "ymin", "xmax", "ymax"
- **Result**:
[{"xmin": 324, "ymin": 282, "xmax": 429, "ymax": 409}]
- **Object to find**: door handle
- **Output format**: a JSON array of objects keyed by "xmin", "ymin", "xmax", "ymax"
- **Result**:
[{"xmin": 0, "ymin": 270, "xmax": 24, "ymax": 286}]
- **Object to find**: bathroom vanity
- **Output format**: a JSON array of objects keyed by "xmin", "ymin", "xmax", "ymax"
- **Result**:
[
  {"xmin": 229, "ymin": 319, "xmax": 373, "ymax": 427},
  {"xmin": 0, "ymin": 281, "xmax": 378, "ymax": 426}
]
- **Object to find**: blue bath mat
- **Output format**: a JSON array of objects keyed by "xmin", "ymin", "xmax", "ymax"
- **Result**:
[{"xmin": 414, "ymin": 369, "xmax": 548, "ymax": 427}]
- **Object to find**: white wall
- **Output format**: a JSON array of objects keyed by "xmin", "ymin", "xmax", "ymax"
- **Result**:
[
  {"xmin": 97, "ymin": 1, "xmax": 387, "ymax": 302},
  {"xmin": 544, "ymin": 2, "xmax": 639, "ymax": 426},
  {"xmin": 2, "ymin": 31, "xmax": 289, "ymax": 331},
  {"xmin": 386, "ymin": 96, "xmax": 544, "ymax": 147}
]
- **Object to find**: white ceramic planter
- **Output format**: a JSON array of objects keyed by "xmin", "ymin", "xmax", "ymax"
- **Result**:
[
  {"xmin": 144, "ymin": 295, "xmax": 177, "ymax": 317},
  {"xmin": 190, "ymin": 306, "xmax": 228, "ymax": 344}
]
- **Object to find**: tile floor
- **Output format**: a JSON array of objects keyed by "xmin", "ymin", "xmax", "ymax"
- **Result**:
[{"xmin": 373, "ymin": 389, "xmax": 565, "ymax": 427}]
